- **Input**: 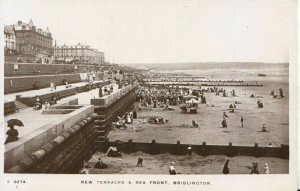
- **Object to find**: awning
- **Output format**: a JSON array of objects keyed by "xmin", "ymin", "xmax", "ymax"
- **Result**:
[{"xmin": 186, "ymin": 98, "xmax": 200, "ymax": 104}]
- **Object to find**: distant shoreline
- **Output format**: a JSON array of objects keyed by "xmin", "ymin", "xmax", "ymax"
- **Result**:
[{"xmin": 124, "ymin": 62, "xmax": 288, "ymax": 70}]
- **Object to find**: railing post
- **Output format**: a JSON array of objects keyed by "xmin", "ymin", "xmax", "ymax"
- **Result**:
[
  {"xmin": 127, "ymin": 139, "xmax": 133, "ymax": 154},
  {"xmin": 226, "ymin": 142, "xmax": 236, "ymax": 157},
  {"xmin": 200, "ymin": 141, "xmax": 208, "ymax": 156},
  {"xmin": 253, "ymin": 143, "xmax": 260, "ymax": 157}
]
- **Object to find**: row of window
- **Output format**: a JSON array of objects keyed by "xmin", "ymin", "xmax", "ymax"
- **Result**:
[
  {"xmin": 54, "ymin": 50, "xmax": 102, "ymax": 57},
  {"xmin": 19, "ymin": 45, "xmax": 52, "ymax": 54},
  {"xmin": 4, "ymin": 40, "xmax": 16, "ymax": 49},
  {"xmin": 5, "ymin": 34, "xmax": 15, "ymax": 39}
]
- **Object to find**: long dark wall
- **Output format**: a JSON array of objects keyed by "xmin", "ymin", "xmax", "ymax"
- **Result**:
[
  {"xmin": 97, "ymin": 141, "xmax": 289, "ymax": 159},
  {"xmin": 5, "ymin": 74, "xmax": 82, "ymax": 94},
  {"xmin": 5, "ymin": 63, "xmax": 92, "ymax": 76}
]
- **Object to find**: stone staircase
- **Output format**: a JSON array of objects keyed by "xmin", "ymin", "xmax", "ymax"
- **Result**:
[{"xmin": 15, "ymin": 100, "xmax": 31, "ymax": 112}]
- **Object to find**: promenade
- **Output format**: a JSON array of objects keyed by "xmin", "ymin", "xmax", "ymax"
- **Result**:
[
  {"xmin": 4, "ymin": 80, "xmax": 104, "ymax": 102},
  {"xmin": 4, "ymin": 82, "xmax": 119, "ymax": 139}
]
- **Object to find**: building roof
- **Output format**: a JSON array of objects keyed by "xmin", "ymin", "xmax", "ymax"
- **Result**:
[
  {"xmin": 45, "ymin": 26, "xmax": 50, "ymax": 34},
  {"xmin": 28, "ymin": 19, "xmax": 34, "ymax": 27},
  {"xmin": 13, "ymin": 19, "xmax": 52, "ymax": 37},
  {"xmin": 4, "ymin": 25, "xmax": 15, "ymax": 34}
]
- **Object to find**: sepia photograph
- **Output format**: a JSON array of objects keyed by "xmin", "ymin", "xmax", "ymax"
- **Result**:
[{"xmin": 0, "ymin": 0, "xmax": 298, "ymax": 190}]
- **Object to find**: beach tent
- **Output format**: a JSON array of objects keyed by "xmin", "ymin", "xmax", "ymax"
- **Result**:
[
  {"xmin": 183, "ymin": 95, "xmax": 198, "ymax": 100},
  {"xmin": 186, "ymin": 98, "xmax": 200, "ymax": 104}
]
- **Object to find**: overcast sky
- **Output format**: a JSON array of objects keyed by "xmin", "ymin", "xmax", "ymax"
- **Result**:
[{"xmin": 0, "ymin": 0, "xmax": 296, "ymax": 64}]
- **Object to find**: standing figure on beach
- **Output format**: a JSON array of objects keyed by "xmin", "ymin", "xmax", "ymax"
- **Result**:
[
  {"xmin": 169, "ymin": 162, "xmax": 176, "ymax": 175},
  {"xmin": 222, "ymin": 160, "xmax": 230, "ymax": 174},
  {"xmin": 241, "ymin": 115, "xmax": 244, "ymax": 127},
  {"xmin": 187, "ymin": 145, "xmax": 192, "ymax": 158},
  {"xmin": 222, "ymin": 118, "xmax": 228, "ymax": 128},
  {"xmin": 264, "ymin": 163, "xmax": 270, "ymax": 174}
]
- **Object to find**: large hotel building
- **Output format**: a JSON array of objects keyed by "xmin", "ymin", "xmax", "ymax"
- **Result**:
[
  {"xmin": 5, "ymin": 19, "xmax": 53, "ymax": 63},
  {"xmin": 54, "ymin": 43, "xmax": 105, "ymax": 65}
]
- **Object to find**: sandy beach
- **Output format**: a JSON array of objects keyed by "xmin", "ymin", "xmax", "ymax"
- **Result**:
[{"xmin": 109, "ymin": 78, "xmax": 289, "ymax": 147}]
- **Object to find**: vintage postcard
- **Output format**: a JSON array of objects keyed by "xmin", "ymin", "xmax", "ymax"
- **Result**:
[{"xmin": 0, "ymin": 0, "xmax": 298, "ymax": 190}]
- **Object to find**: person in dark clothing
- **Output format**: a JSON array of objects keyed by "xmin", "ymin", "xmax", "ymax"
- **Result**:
[
  {"xmin": 250, "ymin": 162, "xmax": 260, "ymax": 174},
  {"xmin": 133, "ymin": 110, "xmax": 137, "ymax": 119},
  {"xmin": 241, "ymin": 115, "xmax": 244, "ymax": 127},
  {"xmin": 99, "ymin": 86, "xmax": 103, "ymax": 97},
  {"xmin": 279, "ymin": 88, "xmax": 284, "ymax": 97},
  {"xmin": 153, "ymin": 100, "xmax": 157, "ymax": 108},
  {"xmin": 94, "ymin": 158, "xmax": 108, "ymax": 169},
  {"xmin": 192, "ymin": 120, "xmax": 198, "ymax": 128},
  {"xmin": 5, "ymin": 125, "xmax": 19, "ymax": 144},
  {"xmin": 222, "ymin": 160, "xmax": 230, "ymax": 174},
  {"xmin": 136, "ymin": 158, "xmax": 143, "ymax": 167},
  {"xmin": 223, "ymin": 112, "xmax": 228, "ymax": 118},
  {"xmin": 222, "ymin": 118, "xmax": 228, "ymax": 128}
]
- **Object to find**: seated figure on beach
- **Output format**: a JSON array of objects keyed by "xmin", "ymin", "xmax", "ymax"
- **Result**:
[
  {"xmin": 229, "ymin": 104, "xmax": 235, "ymax": 112},
  {"xmin": 223, "ymin": 112, "xmax": 228, "ymax": 118},
  {"xmin": 257, "ymin": 99, "xmax": 264, "ymax": 108},
  {"xmin": 94, "ymin": 158, "xmax": 108, "ymax": 169},
  {"xmin": 192, "ymin": 120, "xmax": 198, "ymax": 128},
  {"xmin": 106, "ymin": 146, "xmax": 122, "ymax": 157},
  {"xmin": 250, "ymin": 162, "xmax": 260, "ymax": 174}
]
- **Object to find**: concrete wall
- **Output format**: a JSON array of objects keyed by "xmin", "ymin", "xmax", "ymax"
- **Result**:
[
  {"xmin": 91, "ymin": 84, "xmax": 137, "ymax": 107},
  {"xmin": 4, "ymin": 104, "xmax": 94, "ymax": 170},
  {"xmin": 5, "ymin": 74, "xmax": 82, "ymax": 94},
  {"xmin": 5, "ymin": 62, "xmax": 93, "ymax": 76}
]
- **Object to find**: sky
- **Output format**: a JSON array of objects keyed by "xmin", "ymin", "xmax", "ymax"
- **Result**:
[{"xmin": 0, "ymin": 0, "xmax": 297, "ymax": 64}]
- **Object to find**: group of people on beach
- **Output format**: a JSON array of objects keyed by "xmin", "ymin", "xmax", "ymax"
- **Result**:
[{"xmin": 222, "ymin": 160, "xmax": 270, "ymax": 174}]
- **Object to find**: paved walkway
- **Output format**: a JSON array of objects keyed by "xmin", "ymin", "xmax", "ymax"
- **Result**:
[
  {"xmin": 4, "ymin": 80, "xmax": 104, "ymax": 102},
  {"xmin": 4, "ymin": 82, "xmax": 119, "ymax": 139}
]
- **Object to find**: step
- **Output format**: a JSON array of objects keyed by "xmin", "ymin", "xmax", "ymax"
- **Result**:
[
  {"xmin": 15, "ymin": 100, "xmax": 31, "ymax": 111},
  {"xmin": 95, "ymin": 130, "xmax": 106, "ymax": 134}
]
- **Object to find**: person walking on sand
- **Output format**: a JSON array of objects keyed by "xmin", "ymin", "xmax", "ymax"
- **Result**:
[
  {"xmin": 222, "ymin": 160, "xmax": 230, "ymax": 174},
  {"xmin": 222, "ymin": 118, "xmax": 228, "ymax": 128},
  {"xmin": 241, "ymin": 115, "xmax": 244, "ymax": 127},
  {"xmin": 264, "ymin": 163, "xmax": 270, "ymax": 174},
  {"xmin": 169, "ymin": 162, "xmax": 176, "ymax": 175},
  {"xmin": 187, "ymin": 145, "xmax": 192, "ymax": 158}
]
